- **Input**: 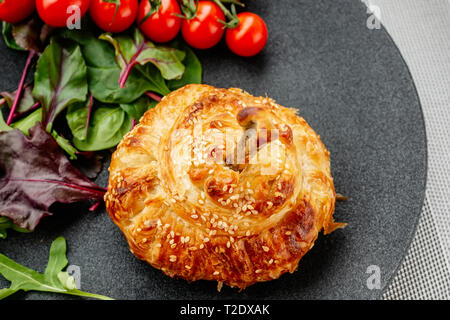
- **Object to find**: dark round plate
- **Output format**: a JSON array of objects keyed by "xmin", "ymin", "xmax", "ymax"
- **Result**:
[{"xmin": 0, "ymin": 0, "xmax": 426, "ymax": 300}]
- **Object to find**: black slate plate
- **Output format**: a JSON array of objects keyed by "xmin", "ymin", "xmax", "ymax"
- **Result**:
[{"xmin": 0, "ymin": 0, "xmax": 427, "ymax": 300}]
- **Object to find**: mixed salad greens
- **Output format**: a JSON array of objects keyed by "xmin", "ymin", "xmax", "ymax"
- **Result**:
[{"xmin": 0, "ymin": 17, "xmax": 201, "ymax": 238}]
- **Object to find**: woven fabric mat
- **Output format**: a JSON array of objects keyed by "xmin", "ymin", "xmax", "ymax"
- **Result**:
[{"xmin": 364, "ymin": 0, "xmax": 450, "ymax": 299}]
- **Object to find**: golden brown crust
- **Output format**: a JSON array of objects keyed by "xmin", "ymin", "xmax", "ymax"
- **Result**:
[{"xmin": 105, "ymin": 84, "xmax": 345, "ymax": 289}]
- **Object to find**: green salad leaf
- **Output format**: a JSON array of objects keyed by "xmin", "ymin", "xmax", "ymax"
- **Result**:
[
  {"xmin": 72, "ymin": 104, "xmax": 132, "ymax": 151},
  {"xmin": 60, "ymin": 30, "xmax": 171, "ymax": 103},
  {"xmin": 0, "ymin": 217, "xmax": 30, "ymax": 240},
  {"xmin": 99, "ymin": 28, "xmax": 186, "ymax": 87},
  {"xmin": 10, "ymin": 108, "xmax": 78, "ymax": 160},
  {"xmin": 32, "ymin": 38, "xmax": 88, "ymax": 131},
  {"xmin": 119, "ymin": 95, "xmax": 157, "ymax": 121},
  {"xmin": 167, "ymin": 41, "xmax": 202, "ymax": 90},
  {"xmin": 0, "ymin": 237, "xmax": 113, "ymax": 300}
]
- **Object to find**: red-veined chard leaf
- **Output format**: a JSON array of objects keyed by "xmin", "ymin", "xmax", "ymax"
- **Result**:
[
  {"xmin": 59, "ymin": 29, "xmax": 171, "ymax": 103},
  {"xmin": 8, "ymin": 107, "xmax": 78, "ymax": 160},
  {"xmin": 0, "ymin": 123, "xmax": 105, "ymax": 231},
  {"xmin": 99, "ymin": 28, "xmax": 186, "ymax": 88},
  {"xmin": 32, "ymin": 38, "xmax": 88, "ymax": 131},
  {"xmin": 1, "ymin": 18, "xmax": 52, "ymax": 52},
  {"xmin": 1, "ymin": 84, "xmax": 35, "ymax": 114}
]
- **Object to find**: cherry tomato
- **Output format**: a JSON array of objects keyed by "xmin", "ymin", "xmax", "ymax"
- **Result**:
[
  {"xmin": 137, "ymin": 0, "xmax": 181, "ymax": 43},
  {"xmin": 0, "ymin": 0, "xmax": 35, "ymax": 24},
  {"xmin": 90, "ymin": 0, "xmax": 138, "ymax": 33},
  {"xmin": 181, "ymin": 1, "xmax": 225, "ymax": 50},
  {"xmin": 225, "ymin": 12, "xmax": 268, "ymax": 57},
  {"xmin": 36, "ymin": 0, "xmax": 90, "ymax": 27}
]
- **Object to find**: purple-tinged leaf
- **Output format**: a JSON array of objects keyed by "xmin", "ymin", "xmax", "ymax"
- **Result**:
[
  {"xmin": 1, "ymin": 84, "xmax": 35, "ymax": 114},
  {"xmin": 0, "ymin": 123, "xmax": 105, "ymax": 231},
  {"xmin": 99, "ymin": 28, "xmax": 185, "ymax": 88}
]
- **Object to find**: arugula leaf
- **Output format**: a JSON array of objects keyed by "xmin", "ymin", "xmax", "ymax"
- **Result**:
[
  {"xmin": 0, "ymin": 217, "xmax": 30, "ymax": 240},
  {"xmin": 32, "ymin": 38, "xmax": 88, "ymax": 131},
  {"xmin": 100, "ymin": 28, "xmax": 185, "ymax": 88},
  {"xmin": 167, "ymin": 41, "xmax": 202, "ymax": 90},
  {"xmin": 0, "ymin": 237, "xmax": 113, "ymax": 300},
  {"xmin": 0, "ymin": 123, "xmax": 105, "ymax": 231},
  {"xmin": 119, "ymin": 95, "xmax": 157, "ymax": 121},
  {"xmin": 72, "ymin": 104, "xmax": 132, "ymax": 151},
  {"xmin": 59, "ymin": 29, "xmax": 171, "ymax": 103}
]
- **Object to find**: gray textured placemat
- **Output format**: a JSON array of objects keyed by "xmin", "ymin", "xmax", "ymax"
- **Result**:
[{"xmin": 364, "ymin": 0, "xmax": 450, "ymax": 300}]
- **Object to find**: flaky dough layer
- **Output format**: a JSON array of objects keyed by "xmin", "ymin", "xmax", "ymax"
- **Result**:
[{"xmin": 105, "ymin": 84, "xmax": 345, "ymax": 289}]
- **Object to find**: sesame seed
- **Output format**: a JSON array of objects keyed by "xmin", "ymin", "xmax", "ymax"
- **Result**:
[
  {"xmin": 142, "ymin": 238, "xmax": 147, "ymax": 243},
  {"xmin": 169, "ymin": 255, "xmax": 177, "ymax": 262},
  {"xmin": 185, "ymin": 236, "xmax": 190, "ymax": 243},
  {"xmin": 200, "ymin": 244, "xmax": 205, "ymax": 249},
  {"xmin": 185, "ymin": 265, "xmax": 191, "ymax": 270},
  {"xmin": 255, "ymin": 269, "xmax": 262, "ymax": 274},
  {"xmin": 156, "ymin": 243, "xmax": 162, "ymax": 248},
  {"xmin": 137, "ymin": 228, "xmax": 142, "ymax": 232},
  {"xmin": 170, "ymin": 244, "xmax": 176, "ymax": 249},
  {"xmin": 170, "ymin": 231, "xmax": 175, "ymax": 238},
  {"xmin": 285, "ymin": 231, "xmax": 292, "ymax": 235},
  {"xmin": 191, "ymin": 214, "xmax": 199, "ymax": 219},
  {"xmin": 268, "ymin": 259, "xmax": 274, "ymax": 264},
  {"xmin": 213, "ymin": 271, "xmax": 220, "ymax": 276},
  {"xmin": 246, "ymin": 231, "xmax": 251, "ymax": 236},
  {"xmin": 262, "ymin": 246, "xmax": 270, "ymax": 252},
  {"xmin": 227, "ymin": 241, "xmax": 231, "ymax": 248},
  {"xmin": 203, "ymin": 237, "xmax": 210, "ymax": 243},
  {"xmin": 198, "ymin": 199, "xmax": 204, "ymax": 205}
]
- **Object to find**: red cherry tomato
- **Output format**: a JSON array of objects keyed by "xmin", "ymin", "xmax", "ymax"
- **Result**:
[
  {"xmin": 0, "ymin": 0, "xmax": 35, "ymax": 24},
  {"xmin": 181, "ymin": 1, "xmax": 225, "ymax": 50},
  {"xmin": 137, "ymin": 0, "xmax": 181, "ymax": 43},
  {"xmin": 90, "ymin": 0, "xmax": 138, "ymax": 33},
  {"xmin": 225, "ymin": 12, "xmax": 268, "ymax": 57},
  {"xmin": 36, "ymin": 0, "xmax": 90, "ymax": 28}
]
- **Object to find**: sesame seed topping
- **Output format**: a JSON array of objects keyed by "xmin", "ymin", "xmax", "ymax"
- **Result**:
[
  {"xmin": 185, "ymin": 265, "xmax": 191, "ymax": 270},
  {"xmin": 255, "ymin": 269, "xmax": 262, "ymax": 274},
  {"xmin": 227, "ymin": 241, "xmax": 231, "ymax": 248},
  {"xmin": 262, "ymin": 246, "xmax": 270, "ymax": 252},
  {"xmin": 268, "ymin": 259, "xmax": 274, "ymax": 265},
  {"xmin": 191, "ymin": 214, "xmax": 199, "ymax": 219},
  {"xmin": 213, "ymin": 271, "xmax": 220, "ymax": 275},
  {"xmin": 285, "ymin": 231, "xmax": 292, "ymax": 235},
  {"xmin": 203, "ymin": 237, "xmax": 210, "ymax": 243},
  {"xmin": 200, "ymin": 244, "xmax": 205, "ymax": 249},
  {"xmin": 169, "ymin": 255, "xmax": 177, "ymax": 262},
  {"xmin": 246, "ymin": 231, "xmax": 251, "ymax": 236}
]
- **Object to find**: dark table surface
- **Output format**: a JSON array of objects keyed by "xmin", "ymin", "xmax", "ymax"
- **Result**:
[{"xmin": 0, "ymin": 0, "xmax": 427, "ymax": 300}]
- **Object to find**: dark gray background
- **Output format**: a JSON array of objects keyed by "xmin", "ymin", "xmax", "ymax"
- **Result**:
[{"xmin": 0, "ymin": 0, "xmax": 427, "ymax": 300}]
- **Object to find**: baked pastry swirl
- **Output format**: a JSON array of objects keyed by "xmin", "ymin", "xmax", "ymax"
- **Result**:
[{"xmin": 105, "ymin": 84, "xmax": 345, "ymax": 289}]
